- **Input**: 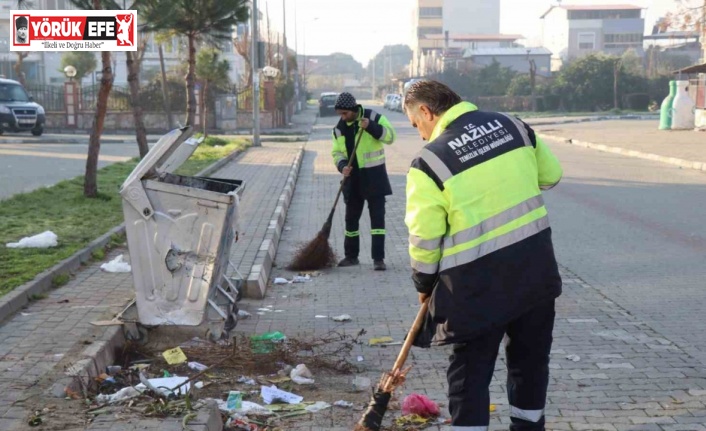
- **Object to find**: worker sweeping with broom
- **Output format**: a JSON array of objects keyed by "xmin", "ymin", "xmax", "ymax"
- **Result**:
[
  {"xmin": 331, "ymin": 92, "xmax": 395, "ymax": 271},
  {"xmin": 355, "ymin": 80, "xmax": 563, "ymax": 430}
]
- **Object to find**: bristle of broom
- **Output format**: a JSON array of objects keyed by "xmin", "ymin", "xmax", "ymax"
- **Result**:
[{"xmin": 286, "ymin": 230, "xmax": 337, "ymax": 271}]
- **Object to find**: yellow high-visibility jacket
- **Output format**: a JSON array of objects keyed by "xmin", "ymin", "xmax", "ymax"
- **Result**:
[
  {"xmin": 405, "ymin": 101, "xmax": 563, "ymax": 346},
  {"xmin": 332, "ymin": 106, "xmax": 395, "ymax": 198}
]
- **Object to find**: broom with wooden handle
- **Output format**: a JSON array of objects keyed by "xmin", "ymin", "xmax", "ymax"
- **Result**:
[
  {"xmin": 287, "ymin": 126, "xmax": 365, "ymax": 271},
  {"xmin": 354, "ymin": 300, "xmax": 430, "ymax": 431}
]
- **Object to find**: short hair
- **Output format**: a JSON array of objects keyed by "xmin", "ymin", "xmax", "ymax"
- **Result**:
[{"xmin": 404, "ymin": 80, "xmax": 462, "ymax": 116}]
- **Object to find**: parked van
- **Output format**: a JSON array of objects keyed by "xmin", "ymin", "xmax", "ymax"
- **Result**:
[{"xmin": 0, "ymin": 78, "xmax": 46, "ymax": 136}]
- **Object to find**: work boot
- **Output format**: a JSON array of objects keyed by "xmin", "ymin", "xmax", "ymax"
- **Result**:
[
  {"xmin": 374, "ymin": 260, "xmax": 387, "ymax": 271},
  {"xmin": 338, "ymin": 257, "xmax": 360, "ymax": 267}
]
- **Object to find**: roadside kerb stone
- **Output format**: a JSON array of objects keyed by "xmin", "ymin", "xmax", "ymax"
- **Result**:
[
  {"xmin": 539, "ymin": 134, "xmax": 706, "ymax": 173},
  {"xmin": 0, "ymin": 148, "xmax": 246, "ymax": 325},
  {"xmin": 245, "ymin": 146, "xmax": 304, "ymax": 298}
]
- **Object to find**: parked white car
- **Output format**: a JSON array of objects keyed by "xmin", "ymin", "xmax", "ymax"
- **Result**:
[{"xmin": 383, "ymin": 93, "xmax": 396, "ymax": 110}]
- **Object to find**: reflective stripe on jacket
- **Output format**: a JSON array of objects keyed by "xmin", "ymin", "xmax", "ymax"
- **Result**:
[{"xmin": 405, "ymin": 101, "xmax": 563, "ymax": 346}]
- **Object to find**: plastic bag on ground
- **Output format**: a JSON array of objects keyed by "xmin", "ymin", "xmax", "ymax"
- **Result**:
[
  {"xmin": 6, "ymin": 231, "xmax": 58, "ymax": 249},
  {"xmin": 402, "ymin": 393, "xmax": 440, "ymax": 418},
  {"xmin": 100, "ymin": 254, "xmax": 132, "ymax": 273},
  {"xmin": 290, "ymin": 364, "xmax": 315, "ymax": 385},
  {"xmin": 95, "ymin": 386, "xmax": 142, "ymax": 404},
  {"xmin": 305, "ymin": 401, "xmax": 331, "ymax": 413}
]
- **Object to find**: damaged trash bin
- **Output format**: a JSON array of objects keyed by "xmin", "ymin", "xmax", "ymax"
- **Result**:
[{"xmin": 119, "ymin": 127, "xmax": 245, "ymax": 341}]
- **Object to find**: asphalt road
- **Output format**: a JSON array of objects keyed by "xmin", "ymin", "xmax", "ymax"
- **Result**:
[
  {"xmin": 0, "ymin": 139, "xmax": 144, "ymax": 201},
  {"xmin": 374, "ymin": 106, "xmax": 706, "ymax": 366}
]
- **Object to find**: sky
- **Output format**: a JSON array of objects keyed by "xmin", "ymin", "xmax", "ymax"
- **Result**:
[{"xmin": 259, "ymin": 0, "xmax": 682, "ymax": 65}]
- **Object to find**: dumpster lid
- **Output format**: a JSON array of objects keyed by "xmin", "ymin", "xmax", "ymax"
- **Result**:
[
  {"xmin": 120, "ymin": 127, "xmax": 203, "ymax": 220},
  {"xmin": 127, "ymin": 127, "xmax": 202, "ymax": 182}
]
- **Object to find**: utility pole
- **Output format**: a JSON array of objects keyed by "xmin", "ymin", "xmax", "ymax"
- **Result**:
[
  {"xmin": 251, "ymin": 0, "xmax": 261, "ymax": 147},
  {"xmin": 282, "ymin": 0, "xmax": 288, "ymax": 125}
]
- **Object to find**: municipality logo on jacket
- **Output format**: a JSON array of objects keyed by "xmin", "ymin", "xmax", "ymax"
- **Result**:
[{"xmin": 10, "ymin": 10, "xmax": 137, "ymax": 51}]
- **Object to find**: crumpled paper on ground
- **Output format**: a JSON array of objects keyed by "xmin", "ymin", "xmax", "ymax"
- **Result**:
[{"xmin": 6, "ymin": 231, "xmax": 58, "ymax": 249}]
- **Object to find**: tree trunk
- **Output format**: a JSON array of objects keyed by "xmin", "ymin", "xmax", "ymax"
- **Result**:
[
  {"xmin": 14, "ymin": 52, "xmax": 28, "ymax": 86},
  {"xmin": 529, "ymin": 59, "xmax": 537, "ymax": 112},
  {"xmin": 158, "ymin": 44, "xmax": 174, "ymax": 129},
  {"xmin": 185, "ymin": 35, "xmax": 197, "ymax": 127},
  {"xmin": 126, "ymin": 52, "xmax": 149, "ymax": 158},
  {"xmin": 202, "ymin": 80, "xmax": 208, "ymax": 137},
  {"xmin": 613, "ymin": 62, "xmax": 620, "ymax": 110},
  {"xmin": 84, "ymin": 50, "xmax": 114, "ymax": 198}
]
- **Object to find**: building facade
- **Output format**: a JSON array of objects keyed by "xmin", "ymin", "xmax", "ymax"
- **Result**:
[
  {"xmin": 411, "ymin": 0, "xmax": 501, "ymax": 76},
  {"xmin": 541, "ymin": 4, "xmax": 645, "ymax": 71}
]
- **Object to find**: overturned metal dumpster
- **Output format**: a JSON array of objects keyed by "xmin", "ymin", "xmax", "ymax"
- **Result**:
[{"xmin": 118, "ymin": 127, "xmax": 245, "ymax": 341}]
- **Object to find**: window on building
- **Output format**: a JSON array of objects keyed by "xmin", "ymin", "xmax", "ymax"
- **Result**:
[
  {"xmin": 419, "ymin": 7, "xmax": 442, "ymax": 18},
  {"xmin": 568, "ymin": 9, "xmax": 641, "ymax": 20},
  {"xmin": 45, "ymin": 0, "xmax": 57, "ymax": 9},
  {"xmin": 604, "ymin": 33, "xmax": 643, "ymax": 46},
  {"xmin": 578, "ymin": 32, "xmax": 595, "ymax": 50},
  {"xmin": 418, "ymin": 26, "xmax": 442, "ymax": 39}
]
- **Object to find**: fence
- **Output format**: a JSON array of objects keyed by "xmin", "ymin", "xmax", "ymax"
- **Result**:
[{"xmin": 25, "ymin": 84, "xmax": 65, "ymax": 112}]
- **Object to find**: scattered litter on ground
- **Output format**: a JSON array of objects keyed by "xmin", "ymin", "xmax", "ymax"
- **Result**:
[
  {"xmin": 100, "ymin": 254, "xmax": 132, "ymax": 273},
  {"xmin": 256, "ymin": 312, "xmax": 266, "ymax": 316},
  {"xmin": 334, "ymin": 400, "xmax": 354, "ymax": 408},
  {"xmin": 274, "ymin": 278, "xmax": 288, "ymax": 285},
  {"xmin": 291, "ymin": 275, "xmax": 311, "ymax": 283},
  {"xmin": 257, "ymin": 308, "xmax": 273, "ymax": 312},
  {"xmin": 402, "ymin": 393, "xmax": 440, "ymax": 418},
  {"xmin": 162, "ymin": 347, "xmax": 187, "ymax": 365},
  {"xmin": 237, "ymin": 376, "xmax": 257, "ymax": 385},
  {"xmin": 136, "ymin": 376, "xmax": 190, "ymax": 396},
  {"xmin": 250, "ymin": 331, "xmax": 287, "ymax": 354},
  {"xmin": 315, "ymin": 315, "xmax": 328, "ymax": 319},
  {"xmin": 57, "ymin": 299, "xmax": 70, "ymax": 304},
  {"xmin": 304, "ymin": 401, "xmax": 331, "ymax": 412},
  {"xmin": 357, "ymin": 356, "xmax": 364, "ymax": 362},
  {"xmin": 290, "ymin": 364, "xmax": 315, "ymax": 385},
  {"xmin": 368, "ymin": 336, "xmax": 394, "ymax": 346},
  {"xmin": 106, "ymin": 365, "xmax": 121, "ymax": 374},
  {"xmin": 490, "ymin": 404, "xmax": 497, "ymax": 412},
  {"xmin": 331, "ymin": 314, "xmax": 352, "ymax": 322},
  {"xmin": 395, "ymin": 414, "xmax": 434, "ymax": 426},
  {"xmin": 566, "ymin": 354, "xmax": 581, "ymax": 362},
  {"xmin": 21, "ymin": 312, "xmax": 31, "ymax": 316},
  {"xmin": 275, "ymin": 310, "xmax": 284, "ymax": 313},
  {"xmin": 238, "ymin": 310, "xmax": 252, "ymax": 318},
  {"xmin": 195, "ymin": 381, "xmax": 204, "ymax": 389},
  {"xmin": 187, "ymin": 361, "xmax": 208, "ymax": 372},
  {"xmin": 351, "ymin": 376, "xmax": 371, "ymax": 392},
  {"xmin": 227, "ymin": 391, "xmax": 243, "ymax": 409},
  {"xmin": 95, "ymin": 386, "xmax": 142, "ymax": 404},
  {"xmin": 6, "ymin": 230, "xmax": 58, "ymax": 248},
  {"xmin": 260, "ymin": 385, "xmax": 303, "ymax": 405}
]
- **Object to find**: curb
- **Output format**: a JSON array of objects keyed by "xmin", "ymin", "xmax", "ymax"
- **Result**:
[
  {"xmin": 244, "ymin": 145, "xmax": 305, "ymax": 299},
  {"xmin": 0, "ymin": 150, "xmax": 245, "ymax": 325},
  {"xmin": 526, "ymin": 114, "xmax": 658, "ymax": 127},
  {"xmin": 539, "ymin": 133, "xmax": 706, "ymax": 173}
]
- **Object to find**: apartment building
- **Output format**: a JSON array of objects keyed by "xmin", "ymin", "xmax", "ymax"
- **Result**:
[
  {"xmin": 411, "ymin": 0, "xmax": 501, "ymax": 76},
  {"xmin": 541, "ymin": 4, "xmax": 645, "ymax": 71}
]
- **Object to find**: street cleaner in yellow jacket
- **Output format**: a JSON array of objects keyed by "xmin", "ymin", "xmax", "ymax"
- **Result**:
[
  {"xmin": 331, "ymin": 92, "xmax": 395, "ymax": 270},
  {"xmin": 403, "ymin": 80, "xmax": 563, "ymax": 431}
]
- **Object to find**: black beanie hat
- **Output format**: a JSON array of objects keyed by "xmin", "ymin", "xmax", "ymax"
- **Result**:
[{"xmin": 334, "ymin": 92, "xmax": 358, "ymax": 111}]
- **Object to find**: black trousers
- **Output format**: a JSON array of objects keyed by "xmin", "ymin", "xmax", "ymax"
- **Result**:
[
  {"xmin": 344, "ymin": 194, "xmax": 385, "ymax": 261},
  {"xmin": 447, "ymin": 299, "xmax": 555, "ymax": 430}
]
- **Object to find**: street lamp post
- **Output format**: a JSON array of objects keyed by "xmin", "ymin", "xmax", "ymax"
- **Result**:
[{"xmin": 251, "ymin": 0, "xmax": 261, "ymax": 147}]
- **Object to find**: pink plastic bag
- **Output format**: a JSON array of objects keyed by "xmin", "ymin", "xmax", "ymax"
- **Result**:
[{"xmin": 401, "ymin": 393, "xmax": 440, "ymax": 418}]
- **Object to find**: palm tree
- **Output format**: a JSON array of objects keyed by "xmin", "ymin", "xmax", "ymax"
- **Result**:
[{"xmin": 140, "ymin": 0, "xmax": 249, "ymax": 128}]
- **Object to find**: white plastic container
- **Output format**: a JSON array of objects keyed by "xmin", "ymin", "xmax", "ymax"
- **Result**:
[{"xmin": 671, "ymin": 80, "xmax": 695, "ymax": 130}]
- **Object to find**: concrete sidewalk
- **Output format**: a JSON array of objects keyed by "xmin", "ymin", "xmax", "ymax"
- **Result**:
[
  {"xmin": 535, "ymin": 119, "xmax": 706, "ymax": 172},
  {"xmin": 0, "ymin": 129, "xmax": 311, "ymax": 429}
]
